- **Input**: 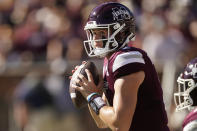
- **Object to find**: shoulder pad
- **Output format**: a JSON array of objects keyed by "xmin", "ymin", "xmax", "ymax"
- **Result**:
[
  {"xmin": 113, "ymin": 51, "xmax": 145, "ymax": 72},
  {"xmin": 183, "ymin": 120, "xmax": 197, "ymax": 131}
]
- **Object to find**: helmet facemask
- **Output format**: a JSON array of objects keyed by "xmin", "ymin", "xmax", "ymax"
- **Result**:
[
  {"xmin": 174, "ymin": 76, "xmax": 197, "ymax": 111},
  {"xmin": 83, "ymin": 21, "xmax": 134, "ymax": 57}
]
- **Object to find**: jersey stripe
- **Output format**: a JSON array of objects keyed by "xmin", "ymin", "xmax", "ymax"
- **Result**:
[
  {"xmin": 183, "ymin": 120, "xmax": 197, "ymax": 131},
  {"xmin": 113, "ymin": 51, "xmax": 145, "ymax": 72}
]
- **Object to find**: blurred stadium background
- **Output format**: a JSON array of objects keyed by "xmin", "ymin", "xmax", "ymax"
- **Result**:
[{"xmin": 0, "ymin": 0, "xmax": 197, "ymax": 131}]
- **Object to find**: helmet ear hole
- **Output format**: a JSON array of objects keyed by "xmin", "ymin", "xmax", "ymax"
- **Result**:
[{"xmin": 194, "ymin": 72, "xmax": 197, "ymax": 78}]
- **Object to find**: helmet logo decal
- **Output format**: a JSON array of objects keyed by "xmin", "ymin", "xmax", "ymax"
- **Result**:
[
  {"xmin": 185, "ymin": 63, "xmax": 197, "ymax": 78},
  {"xmin": 192, "ymin": 67, "xmax": 197, "ymax": 78},
  {"xmin": 112, "ymin": 7, "xmax": 131, "ymax": 21}
]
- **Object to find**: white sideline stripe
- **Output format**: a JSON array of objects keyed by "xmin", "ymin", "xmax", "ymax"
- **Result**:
[
  {"xmin": 70, "ymin": 93, "xmax": 76, "ymax": 98},
  {"xmin": 113, "ymin": 52, "xmax": 145, "ymax": 72}
]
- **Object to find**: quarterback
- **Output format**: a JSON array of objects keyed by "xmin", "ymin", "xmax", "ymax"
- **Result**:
[{"xmin": 71, "ymin": 2, "xmax": 170, "ymax": 131}]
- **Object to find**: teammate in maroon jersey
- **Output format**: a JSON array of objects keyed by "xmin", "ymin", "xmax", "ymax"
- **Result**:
[
  {"xmin": 182, "ymin": 108, "xmax": 197, "ymax": 131},
  {"xmin": 174, "ymin": 57, "xmax": 197, "ymax": 131},
  {"xmin": 71, "ymin": 2, "xmax": 169, "ymax": 131}
]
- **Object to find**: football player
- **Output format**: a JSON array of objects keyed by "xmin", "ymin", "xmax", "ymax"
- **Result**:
[
  {"xmin": 71, "ymin": 2, "xmax": 169, "ymax": 131},
  {"xmin": 174, "ymin": 57, "xmax": 197, "ymax": 131}
]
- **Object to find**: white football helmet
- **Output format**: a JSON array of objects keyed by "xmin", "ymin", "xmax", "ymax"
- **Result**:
[{"xmin": 174, "ymin": 57, "xmax": 197, "ymax": 111}]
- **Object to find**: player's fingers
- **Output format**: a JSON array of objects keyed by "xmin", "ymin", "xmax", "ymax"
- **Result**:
[
  {"xmin": 85, "ymin": 69, "xmax": 94, "ymax": 82},
  {"xmin": 72, "ymin": 70, "xmax": 75, "ymax": 73},
  {"xmin": 78, "ymin": 74, "xmax": 88, "ymax": 83},
  {"xmin": 75, "ymin": 77, "xmax": 86, "ymax": 87},
  {"xmin": 75, "ymin": 78, "xmax": 82, "ymax": 85},
  {"xmin": 71, "ymin": 83, "xmax": 83, "ymax": 92},
  {"xmin": 71, "ymin": 83, "xmax": 78, "ymax": 88},
  {"xmin": 72, "ymin": 65, "xmax": 79, "ymax": 74}
]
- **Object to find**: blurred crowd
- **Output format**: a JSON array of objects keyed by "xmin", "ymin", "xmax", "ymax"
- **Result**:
[
  {"xmin": 0, "ymin": 0, "xmax": 197, "ymax": 131},
  {"xmin": 0, "ymin": 0, "xmax": 197, "ymax": 70}
]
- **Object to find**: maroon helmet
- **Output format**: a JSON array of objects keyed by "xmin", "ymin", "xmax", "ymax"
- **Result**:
[
  {"xmin": 83, "ymin": 2, "xmax": 135, "ymax": 57},
  {"xmin": 174, "ymin": 57, "xmax": 197, "ymax": 111}
]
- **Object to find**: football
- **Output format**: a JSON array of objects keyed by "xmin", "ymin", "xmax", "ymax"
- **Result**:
[{"xmin": 69, "ymin": 61, "xmax": 99, "ymax": 109}]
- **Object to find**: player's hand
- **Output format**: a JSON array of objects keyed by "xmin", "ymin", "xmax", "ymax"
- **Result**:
[
  {"xmin": 69, "ymin": 61, "xmax": 87, "ymax": 79},
  {"xmin": 72, "ymin": 69, "xmax": 103, "ymax": 98}
]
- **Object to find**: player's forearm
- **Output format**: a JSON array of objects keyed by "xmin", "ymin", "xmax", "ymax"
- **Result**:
[
  {"xmin": 88, "ymin": 102, "xmax": 129, "ymax": 131},
  {"xmin": 87, "ymin": 91, "xmax": 132, "ymax": 130},
  {"xmin": 99, "ymin": 106, "xmax": 130, "ymax": 131},
  {"xmin": 88, "ymin": 105, "xmax": 108, "ymax": 128}
]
